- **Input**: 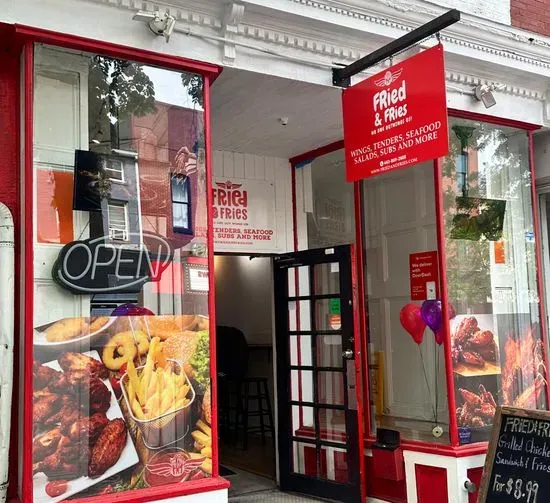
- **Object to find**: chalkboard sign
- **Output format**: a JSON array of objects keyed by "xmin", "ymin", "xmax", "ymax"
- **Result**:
[{"xmin": 478, "ymin": 407, "xmax": 550, "ymax": 503}]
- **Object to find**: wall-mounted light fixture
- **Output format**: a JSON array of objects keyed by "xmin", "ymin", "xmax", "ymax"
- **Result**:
[
  {"xmin": 473, "ymin": 84, "xmax": 496, "ymax": 109},
  {"xmin": 133, "ymin": 10, "xmax": 176, "ymax": 42}
]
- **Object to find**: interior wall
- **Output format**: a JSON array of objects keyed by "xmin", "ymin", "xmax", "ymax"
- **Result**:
[
  {"xmin": 214, "ymin": 255, "xmax": 272, "ymax": 345},
  {"xmin": 214, "ymin": 254, "xmax": 276, "ymax": 440}
]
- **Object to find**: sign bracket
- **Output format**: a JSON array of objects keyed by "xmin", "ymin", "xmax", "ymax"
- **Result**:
[{"xmin": 332, "ymin": 9, "xmax": 460, "ymax": 88}]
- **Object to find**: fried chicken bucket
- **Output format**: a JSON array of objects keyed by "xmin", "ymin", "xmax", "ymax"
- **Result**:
[{"xmin": 121, "ymin": 359, "xmax": 195, "ymax": 449}]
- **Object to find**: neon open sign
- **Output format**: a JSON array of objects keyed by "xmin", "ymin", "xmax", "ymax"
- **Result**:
[{"xmin": 52, "ymin": 232, "xmax": 173, "ymax": 294}]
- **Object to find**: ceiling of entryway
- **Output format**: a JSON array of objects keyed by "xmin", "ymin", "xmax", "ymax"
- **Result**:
[{"xmin": 210, "ymin": 67, "xmax": 343, "ymax": 159}]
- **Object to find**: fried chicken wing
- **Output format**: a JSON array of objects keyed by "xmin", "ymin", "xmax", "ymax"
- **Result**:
[
  {"xmin": 33, "ymin": 361, "xmax": 61, "ymax": 389},
  {"xmin": 88, "ymin": 378, "xmax": 111, "ymax": 413},
  {"xmin": 34, "ymin": 394, "xmax": 62, "ymax": 425},
  {"xmin": 63, "ymin": 412, "xmax": 109, "ymax": 446},
  {"xmin": 33, "ymin": 427, "xmax": 62, "ymax": 462},
  {"xmin": 58, "ymin": 352, "xmax": 108, "ymax": 379},
  {"xmin": 454, "ymin": 316, "xmax": 478, "ymax": 345},
  {"xmin": 33, "ymin": 389, "xmax": 57, "ymax": 403},
  {"xmin": 35, "ymin": 453, "xmax": 81, "ymax": 479},
  {"xmin": 88, "ymin": 419, "xmax": 127, "ymax": 477},
  {"xmin": 45, "ymin": 395, "xmax": 79, "ymax": 427},
  {"xmin": 34, "ymin": 436, "xmax": 85, "ymax": 479}
]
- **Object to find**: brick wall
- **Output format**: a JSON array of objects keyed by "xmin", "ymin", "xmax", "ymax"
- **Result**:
[
  {"xmin": 511, "ymin": 0, "xmax": 550, "ymax": 36},
  {"xmin": 430, "ymin": 0, "xmax": 511, "ymax": 24}
]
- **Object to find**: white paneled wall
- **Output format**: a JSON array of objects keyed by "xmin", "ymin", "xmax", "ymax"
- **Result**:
[{"xmin": 212, "ymin": 150, "xmax": 294, "ymax": 253}]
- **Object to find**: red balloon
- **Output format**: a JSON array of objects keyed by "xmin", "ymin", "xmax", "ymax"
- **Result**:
[
  {"xmin": 399, "ymin": 303, "xmax": 426, "ymax": 345},
  {"xmin": 434, "ymin": 330, "xmax": 444, "ymax": 345}
]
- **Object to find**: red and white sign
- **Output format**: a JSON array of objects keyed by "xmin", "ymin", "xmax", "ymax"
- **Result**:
[
  {"xmin": 212, "ymin": 178, "xmax": 277, "ymax": 253},
  {"xmin": 342, "ymin": 44, "xmax": 449, "ymax": 182},
  {"xmin": 409, "ymin": 251, "xmax": 439, "ymax": 301}
]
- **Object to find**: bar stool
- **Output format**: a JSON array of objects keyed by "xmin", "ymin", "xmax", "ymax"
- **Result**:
[
  {"xmin": 216, "ymin": 326, "xmax": 249, "ymax": 443},
  {"xmin": 235, "ymin": 377, "xmax": 275, "ymax": 450}
]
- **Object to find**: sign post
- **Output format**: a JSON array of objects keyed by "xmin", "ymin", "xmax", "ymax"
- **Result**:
[{"xmin": 477, "ymin": 406, "xmax": 550, "ymax": 503}]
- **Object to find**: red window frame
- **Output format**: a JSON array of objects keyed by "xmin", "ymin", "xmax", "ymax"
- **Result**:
[
  {"xmin": 289, "ymin": 109, "xmax": 549, "ymax": 456},
  {"xmin": 2, "ymin": 23, "xmax": 228, "ymax": 503}
]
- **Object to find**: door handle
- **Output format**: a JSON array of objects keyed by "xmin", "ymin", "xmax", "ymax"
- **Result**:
[{"xmin": 342, "ymin": 349, "xmax": 354, "ymax": 359}]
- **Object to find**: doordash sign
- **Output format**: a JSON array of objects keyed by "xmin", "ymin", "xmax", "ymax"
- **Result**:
[{"xmin": 342, "ymin": 44, "xmax": 449, "ymax": 182}]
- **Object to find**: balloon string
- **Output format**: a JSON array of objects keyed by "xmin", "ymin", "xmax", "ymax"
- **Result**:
[
  {"xmin": 418, "ymin": 346, "xmax": 436, "ymax": 421},
  {"xmin": 434, "ymin": 339, "xmax": 439, "ymax": 425}
]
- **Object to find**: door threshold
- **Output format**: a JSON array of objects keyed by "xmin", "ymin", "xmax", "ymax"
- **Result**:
[{"xmin": 229, "ymin": 488, "xmax": 333, "ymax": 502}]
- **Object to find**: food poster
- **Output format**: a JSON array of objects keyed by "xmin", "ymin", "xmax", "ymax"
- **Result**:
[
  {"xmin": 451, "ymin": 313, "xmax": 547, "ymax": 441},
  {"xmin": 32, "ymin": 312, "xmax": 212, "ymax": 501}
]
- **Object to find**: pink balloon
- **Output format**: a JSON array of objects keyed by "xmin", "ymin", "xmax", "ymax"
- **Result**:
[{"xmin": 400, "ymin": 303, "xmax": 426, "ymax": 345}]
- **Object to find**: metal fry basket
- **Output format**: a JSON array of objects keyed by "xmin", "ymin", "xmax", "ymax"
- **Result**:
[{"xmin": 121, "ymin": 359, "xmax": 195, "ymax": 449}]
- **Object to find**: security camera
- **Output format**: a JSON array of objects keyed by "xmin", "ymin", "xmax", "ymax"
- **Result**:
[
  {"xmin": 133, "ymin": 10, "xmax": 176, "ymax": 42},
  {"xmin": 279, "ymin": 116, "xmax": 289, "ymax": 126},
  {"xmin": 473, "ymin": 84, "xmax": 496, "ymax": 109}
]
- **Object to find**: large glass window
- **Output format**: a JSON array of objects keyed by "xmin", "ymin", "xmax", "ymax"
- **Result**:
[
  {"xmin": 363, "ymin": 161, "xmax": 448, "ymax": 443},
  {"xmin": 32, "ymin": 45, "xmax": 211, "ymax": 501},
  {"xmin": 445, "ymin": 118, "xmax": 547, "ymax": 444}
]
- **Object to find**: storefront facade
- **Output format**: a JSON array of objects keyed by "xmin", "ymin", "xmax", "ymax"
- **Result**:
[{"xmin": 2, "ymin": 1, "xmax": 550, "ymax": 503}]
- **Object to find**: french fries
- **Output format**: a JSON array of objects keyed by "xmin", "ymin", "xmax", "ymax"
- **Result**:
[
  {"xmin": 192, "ymin": 417, "xmax": 212, "ymax": 474},
  {"xmin": 124, "ymin": 337, "xmax": 191, "ymax": 420}
]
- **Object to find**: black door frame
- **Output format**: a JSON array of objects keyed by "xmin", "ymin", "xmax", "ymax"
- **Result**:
[{"xmin": 274, "ymin": 245, "xmax": 362, "ymax": 502}]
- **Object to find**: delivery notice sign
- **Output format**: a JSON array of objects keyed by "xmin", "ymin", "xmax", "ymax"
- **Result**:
[{"xmin": 342, "ymin": 44, "xmax": 449, "ymax": 182}]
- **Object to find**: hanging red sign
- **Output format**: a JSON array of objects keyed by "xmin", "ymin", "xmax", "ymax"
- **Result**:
[
  {"xmin": 342, "ymin": 44, "xmax": 449, "ymax": 182},
  {"xmin": 409, "ymin": 251, "xmax": 439, "ymax": 301}
]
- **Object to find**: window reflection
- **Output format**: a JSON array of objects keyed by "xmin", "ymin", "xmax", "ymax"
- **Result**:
[
  {"xmin": 445, "ymin": 119, "xmax": 547, "ymax": 444},
  {"xmin": 32, "ymin": 45, "xmax": 211, "ymax": 501}
]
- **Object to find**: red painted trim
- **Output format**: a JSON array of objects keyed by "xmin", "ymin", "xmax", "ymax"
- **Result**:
[
  {"xmin": 353, "ymin": 182, "xmax": 371, "ymax": 441},
  {"xmin": 448, "ymin": 108, "xmax": 540, "ymax": 131},
  {"xmin": 365, "ymin": 437, "xmax": 488, "ymax": 457},
  {"xmin": 350, "ymin": 243, "xmax": 367, "ymax": 502},
  {"xmin": 433, "ymin": 157, "xmax": 459, "ymax": 447},
  {"xmin": 291, "ymin": 161, "xmax": 298, "ymax": 252},
  {"xmin": 415, "ymin": 464, "xmax": 448, "ymax": 503},
  {"xmin": 467, "ymin": 467, "xmax": 484, "ymax": 503},
  {"xmin": 69, "ymin": 477, "xmax": 230, "ymax": 503},
  {"xmin": 22, "ymin": 41, "xmax": 34, "ymax": 503},
  {"xmin": 13, "ymin": 24, "xmax": 221, "ymax": 79},
  {"xmin": 0, "ymin": 39, "xmax": 21, "ymax": 502},
  {"xmin": 204, "ymin": 75, "xmax": 220, "ymax": 479},
  {"xmin": 529, "ymin": 130, "xmax": 550, "ymax": 405},
  {"xmin": 289, "ymin": 140, "xmax": 344, "ymax": 168}
]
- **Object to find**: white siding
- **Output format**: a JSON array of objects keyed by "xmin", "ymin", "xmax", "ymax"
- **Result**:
[{"xmin": 212, "ymin": 150, "xmax": 293, "ymax": 253}]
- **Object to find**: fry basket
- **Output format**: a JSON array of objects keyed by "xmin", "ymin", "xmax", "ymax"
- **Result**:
[{"xmin": 121, "ymin": 359, "xmax": 195, "ymax": 449}]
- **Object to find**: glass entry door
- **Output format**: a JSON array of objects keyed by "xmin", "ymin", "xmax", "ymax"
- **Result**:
[{"xmin": 274, "ymin": 245, "xmax": 363, "ymax": 502}]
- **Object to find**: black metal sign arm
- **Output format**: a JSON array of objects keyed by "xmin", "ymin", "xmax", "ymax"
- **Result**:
[{"xmin": 332, "ymin": 9, "xmax": 461, "ymax": 88}]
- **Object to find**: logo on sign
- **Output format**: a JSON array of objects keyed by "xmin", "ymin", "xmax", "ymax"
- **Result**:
[
  {"xmin": 374, "ymin": 68, "xmax": 403, "ymax": 88},
  {"xmin": 145, "ymin": 448, "xmax": 205, "ymax": 485},
  {"xmin": 373, "ymin": 71, "xmax": 407, "ymax": 127},
  {"xmin": 213, "ymin": 180, "xmax": 248, "ymax": 220},
  {"xmin": 52, "ymin": 231, "xmax": 173, "ymax": 294}
]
